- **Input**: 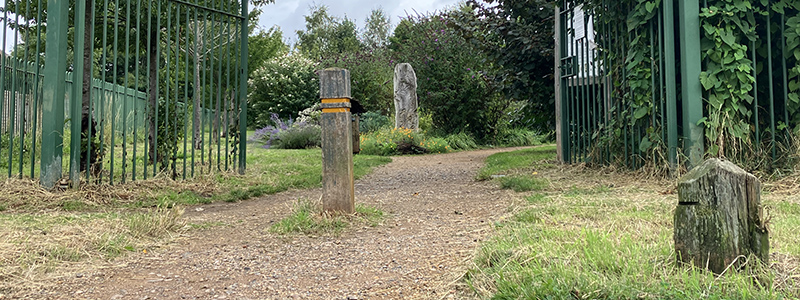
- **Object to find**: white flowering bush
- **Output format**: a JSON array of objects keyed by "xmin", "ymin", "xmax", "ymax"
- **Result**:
[{"xmin": 248, "ymin": 52, "xmax": 319, "ymax": 129}]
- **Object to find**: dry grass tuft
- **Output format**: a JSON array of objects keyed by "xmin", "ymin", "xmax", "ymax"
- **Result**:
[
  {"xmin": 0, "ymin": 206, "xmax": 186, "ymax": 295},
  {"xmin": 0, "ymin": 174, "xmax": 221, "ymax": 212}
]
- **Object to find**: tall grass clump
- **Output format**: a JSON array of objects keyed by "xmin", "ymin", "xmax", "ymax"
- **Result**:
[
  {"xmin": 126, "ymin": 205, "xmax": 186, "ymax": 238},
  {"xmin": 270, "ymin": 198, "xmax": 385, "ymax": 235},
  {"xmin": 498, "ymin": 128, "xmax": 542, "ymax": 147},
  {"xmin": 443, "ymin": 132, "xmax": 479, "ymax": 150}
]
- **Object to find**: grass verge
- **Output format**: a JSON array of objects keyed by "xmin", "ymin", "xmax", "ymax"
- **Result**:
[
  {"xmin": 464, "ymin": 146, "xmax": 800, "ymax": 299},
  {"xmin": 270, "ymin": 198, "xmax": 386, "ymax": 236}
]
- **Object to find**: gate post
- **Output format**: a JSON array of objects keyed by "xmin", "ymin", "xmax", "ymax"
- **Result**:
[
  {"xmin": 319, "ymin": 68, "xmax": 354, "ymax": 214},
  {"xmin": 554, "ymin": 4, "xmax": 564, "ymax": 162},
  {"xmin": 679, "ymin": 0, "xmax": 704, "ymax": 167},
  {"xmin": 40, "ymin": 0, "xmax": 70, "ymax": 188}
]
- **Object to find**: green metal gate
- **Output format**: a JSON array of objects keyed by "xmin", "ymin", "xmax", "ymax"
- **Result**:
[
  {"xmin": 556, "ymin": 0, "xmax": 800, "ymax": 173},
  {"xmin": 1, "ymin": 0, "xmax": 248, "ymax": 187}
]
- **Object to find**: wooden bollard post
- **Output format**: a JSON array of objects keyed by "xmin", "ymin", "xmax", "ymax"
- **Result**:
[{"xmin": 320, "ymin": 68, "xmax": 354, "ymax": 214}]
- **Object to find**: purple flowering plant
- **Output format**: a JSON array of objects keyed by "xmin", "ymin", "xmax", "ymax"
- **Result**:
[{"xmin": 252, "ymin": 113, "xmax": 294, "ymax": 149}]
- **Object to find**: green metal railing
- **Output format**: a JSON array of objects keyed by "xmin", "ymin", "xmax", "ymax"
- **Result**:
[
  {"xmin": 1, "ymin": 0, "xmax": 248, "ymax": 187},
  {"xmin": 556, "ymin": 0, "xmax": 800, "ymax": 172}
]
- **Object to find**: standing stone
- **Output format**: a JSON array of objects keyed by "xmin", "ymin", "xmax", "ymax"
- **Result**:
[
  {"xmin": 674, "ymin": 158, "xmax": 769, "ymax": 274},
  {"xmin": 393, "ymin": 63, "xmax": 418, "ymax": 130}
]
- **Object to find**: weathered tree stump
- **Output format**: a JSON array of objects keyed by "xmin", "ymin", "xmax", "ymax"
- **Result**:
[{"xmin": 674, "ymin": 158, "xmax": 769, "ymax": 274}]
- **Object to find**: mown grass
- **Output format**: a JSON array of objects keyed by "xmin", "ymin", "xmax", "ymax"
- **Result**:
[
  {"xmin": 466, "ymin": 146, "xmax": 800, "ymax": 299},
  {"xmin": 270, "ymin": 198, "xmax": 386, "ymax": 236}
]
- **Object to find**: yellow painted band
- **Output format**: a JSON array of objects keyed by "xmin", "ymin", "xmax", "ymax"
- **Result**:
[
  {"xmin": 321, "ymin": 98, "xmax": 350, "ymax": 104},
  {"xmin": 322, "ymin": 108, "xmax": 350, "ymax": 113}
]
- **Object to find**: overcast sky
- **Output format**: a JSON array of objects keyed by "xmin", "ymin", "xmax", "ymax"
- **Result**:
[{"xmin": 254, "ymin": 0, "xmax": 462, "ymax": 45}]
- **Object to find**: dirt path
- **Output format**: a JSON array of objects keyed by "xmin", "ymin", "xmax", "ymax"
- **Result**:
[{"xmin": 28, "ymin": 148, "xmax": 527, "ymax": 300}]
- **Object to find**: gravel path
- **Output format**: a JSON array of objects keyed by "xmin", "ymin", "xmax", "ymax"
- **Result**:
[{"xmin": 27, "ymin": 148, "xmax": 526, "ymax": 299}]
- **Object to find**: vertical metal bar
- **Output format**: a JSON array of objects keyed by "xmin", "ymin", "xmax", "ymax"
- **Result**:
[
  {"xmin": 99, "ymin": 0, "xmax": 110, "ymax": 183},
  {"xmin": 658, "ymin": 11, "xmax": 666, "ymax": 156},
  {"xmin": 564, "ymin": 3, "xmax": 571, "ymax": 163},
  {"xmin": 202, "ymin": 13, "xmax": 209, "ymax": 168},
  {"xmin": 622, "ymin": 24, "xmax": 629, "ymax": 167},
  {"xmin": 164, "ymin": 0, "xmax": 172, "ymax": 176},
  {"xmin": 572, "ymin": 16, "xmax": 579, "ymax": 164},
  {"xmin": 603, "ymin": 3, "xmax": 610, "ymax": 164},
  {"xmin": 133, "ymin": 0, "xmax": 142, "ymax": 181},
  {"xmin": 650, "ymin": 22, "xmax": 657, "ymax": 135},
  {"xmin": 154, "ymin": 0, "xmax": 162, "ymax": 176},
  {"xmin": 110, "ymin": 0, "xmax": 121, "ymax": 184},
  {"xmin": 224, "ymin": 14, "xmax": 232, "ymax": 171},
  {"xmin": 781, "ymin": 13, "xmax": 789, "ymax": 136},
  {"xmin": 586, "ymin": 3, "xmax": 592, "ymax": 163},
  {"xmin": 30, "ymin": 0, "xmax": 44, "ymax": 179},
  {"xmin": 122, "ymin": 0, "xmax": 132, "ymax": 183},
  {"xmin": 663, "ymin": 0, "xmax": 678, "ymax": 171},
  {"xmin": 19, "ymin": 0, "xmax": 30, "ymax": 178},
  {"xmin": 191, "ymin": 4, "xmax": 199, "ymax": 177},
  {"xmin": 144, "ymin": 0, "xmax": 153, "ymax": 180},
  {"xmin": 183, "ymin": 4, "xmax": 190, "ymax": 179},
  {"xmin": 0, "ymin": 7, "xmax": 6, "ymax": 144},
  {"xmin": 86, "ymin": 0, "xmax": 96, "ymax": 182},
  {"xmin": 555, "ymin": 4, "xmax": 565, "ymax": 162},
  {"xmin": 678, "ymin": 0, "xmax": 704, "ymax": 167},
  {"xmin": 207, "ymin": 12, "xmax": 215, "ymax": 171},
  {"xmin": 10, "ymin": 4, "xmax": 20, "ymax": 178},
  {"xmin": 171, "ymin": 3, "xmax": 179, "ymax": 177},
  {"xmin": 231, "ymin": 20, "xmax": 239, "ymax": 169},
  {"xmin": 70, "ymin": 0, "xmax": 86, "ymax": 184},
  {"xmin": 40, "ymin": 0, "xmax": 69, "ymax": 187},
  {"xmin": 591, "ymin": 10, "xmax": 599, "ymax": 164},
  {"xmin": 753, "ymin": 39, "xmax": 760, "ymax": 146},
  {"xmin": 216, "ymin": 12, "xmax": 223, "ymax": 172},
  {"xmin": 767, "ymin": 12, "xmax": 776, "ymax": 161}
]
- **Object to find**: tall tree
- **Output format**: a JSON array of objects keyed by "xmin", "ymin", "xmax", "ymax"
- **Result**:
[
  {"xmin": 453, "ymin": 0, "xmax": 556, "ymax": 131},
  {"xmin": 389, "ymin": 10, "xmax": 502, "ymax": 141},
  {"xmin": 362, "ymin": 8, "xmax": 392, "ymax": 50},
  {"xmin": 295, "ymin": 4, "xmax": 361, "ymax": 60},
  {"xmin": 248, "ymin": 26, "xmax": 288, "ymax": 78}
]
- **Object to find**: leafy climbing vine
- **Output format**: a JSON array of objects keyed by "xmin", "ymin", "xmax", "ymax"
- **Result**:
[
  {"xmin": 783, "ymin": 4, "xmax": 800, "ymax": 128},
  {"xmin": 571, "ymin": 0, "xmax": 800, "ymax": 172},
  {"xmin": 698, "ymin": 0, "xmax": 757, "ymax": 157}
]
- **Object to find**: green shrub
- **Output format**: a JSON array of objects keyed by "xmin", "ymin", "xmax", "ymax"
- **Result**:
[
  {"xmin": 273, "ymin": 125, "xmax": 322, "ymax": 149},
  {"xmin": 248, "ymin": 52, "xmax": 319, "ymax": 128},
  {"xmin": 418, "ymin": 108, "xmax": 434, "ymax": 133},
  {"xmin": 359, "ymin": 111, "xmax": 391, "ymax": 133},
  {"xmin": 251, "ymin": 113, "xmax": 321, "ymax": 150}
]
